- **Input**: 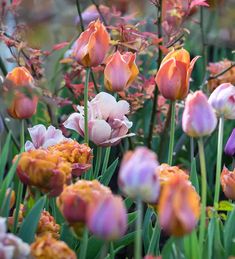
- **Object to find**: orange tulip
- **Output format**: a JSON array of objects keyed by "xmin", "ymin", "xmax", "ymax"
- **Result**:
[
  {"xmin": 5, "ymin": 67, "xmax": 38, "ymax": 119},
  {"xmin": 155, "ymin": 48, "xmax": 199, "ymax": 100},
  {"xmin": 104, "ymin": 51, "xmax": 139, "ymax": 92},
  {"xmin": 158, "ymin": 175, "xmax": 200, "ymax": 236},
  {"xmin": 221, "ymin": 167, "xmax": 235, "ymax": 200},
  {"xmin": 72, "ymin": 19, "xmax": 110, "ymax": 67}
]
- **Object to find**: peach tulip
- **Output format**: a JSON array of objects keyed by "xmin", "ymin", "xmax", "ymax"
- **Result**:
[
  {"xmin": 5, "ymin": 67, "xmax": 38, "ymax": 119},
  {"xmin": 104, "ymin": 51, "xmax": 139, "ymax": 92},
  {"xmin": 221, "ymin": 167, "xmax": 235, "ymax": 200},
  {"xmin": 155, "ymin": 48, "xmax": 199, "ymax": 100},
  {"xmin": 182, "ymin": 91, "xmax": 217, "ymax": 137},
  {"xmin": 72, "ymin": 19, "xmax": 110, "ymax": 67}
]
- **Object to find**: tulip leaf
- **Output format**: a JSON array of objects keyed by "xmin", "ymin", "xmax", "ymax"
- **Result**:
[
  {"xmin": 224, "ymin": 207, "xmax": 235, "ymax": 257},
  {"xmin": 0, "ymin": 185, "xmax": 14, "ymax": 217},
  {"xmin": 184, "ymin": 230, "xmax": 199, "ymax": 259},
  {"xmin": 0, "ymin": 132, "xmax": 11, "ymax": 183},
  {"xmin": 60, "ymin": 223, "xmax": 77, "ymax": 250},
  {"xmin": 218, "ymin": 200, "xmax": 234, "ymax": 212},
  {"xmin": 143, "ymin": 208, "xmax": 153, "ymax": 253},
  {"xmin": 190, "ymin": 158, "xmax": 199, "ymax": 193},
  {"xmin": 100, "ymin": 158, "xmax": 118, "ymax": 186},
  {"xmin": 18, "ymin": 195, "xmax": 46, "ymax": 243},
  {"xmin": 161, "ymin": 237, "xmax": 174, "ymax": 259}
]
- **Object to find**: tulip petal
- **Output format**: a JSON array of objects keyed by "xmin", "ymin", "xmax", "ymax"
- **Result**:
[
  {"xmin": 161, "ymin": 48, "xmax": 190, "ymax": 67},
  {"xmin": 27, "ymin": 124, "xmax": 47, "ymax": 149},
  {"xmin": 89, "ymin": 119, "xmax": 112, "ymax": 145},
  {"xmin": 109, "ymin": 100, "xmax": 130, "ymax": 119},
  {"xmin": 186, "ymin": 56, "xmax": 200, "ymax": 86},
  {"xmin": 63, "ymin": 113, "xmax": 84, "ymax": 136}
]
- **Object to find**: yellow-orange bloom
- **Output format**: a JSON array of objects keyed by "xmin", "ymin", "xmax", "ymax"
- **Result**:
[
  {"xmin": 31, "ymin": 234, "xmax": 76, "ymax": 259},
  {"xmin": 104, "ymin": 51, "xmax": 139, "ymax": 92},
  {"xmin": 16, "ymin": 149, "xmax": 72, "ymax": 197},
  {"xmin": 48, "ymin": 140, "xmax": 92, "ymax": 177},
  {"xmin": 158, "ymin": 175, "xmax": 200, "ymax": 236},
  {"xmin": 4, "ymin": 67, "xmax": 38, "ymax": 119},
  {"xmin": 221, "ymin": 167, "xmax": 235, "ymax": 200},
  {"xmin": 72, "ymin": 19, "xmax": 110, "ymax": 67},
  {"xmin": 37, "ymin": 210, "xmax": 60, "ymax": 239},
  {"xmin": 155, "ymin": 48, "xmax": 199, "ymax": 100}
]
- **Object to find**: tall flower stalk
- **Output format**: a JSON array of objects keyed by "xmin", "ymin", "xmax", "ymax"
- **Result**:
[
  {"xmin": 168, "ymin": 101, "xmax": 176, "ymax": 165},
  {"xmin": 84, "ymin": 68, "xmax": 91, "ymax": 144},
  {"xmin": 135, "ymin": 198, "xmax": 143, "ymax": 259}
]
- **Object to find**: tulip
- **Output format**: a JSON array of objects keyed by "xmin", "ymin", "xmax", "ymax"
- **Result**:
[
  {"xmin": 104, "ymin": 51, "xmax": 139, "ymax": 92},
  {"xmin": 182, "ymin": 91, "xmax": 217, "ymax": 137},
  {"xmin": 208, "ymin": 83, "xmax": 235, "ymax": 119},
  {"xmin": 72, "ymin": 19, "xmax": 110, "ymax": 67},
  {"xmin": 118, "ymin": 147, "xmax": 160, "ymax": 203},
  {"xmin": 220, "ymin": 167, "xmax": 235, "ymax": 200},
  {"xmin": 224, "ymin": 128, "xmax": 235, "ymax": 157},
  {"xmin": 87, "ymin": 195, "xmax": 127, "ymax": 240},
  {"xmin": 155, "ymin": 48, "xmax": 199, "ymax": 100},
  {"xmin": 4, "ymin": 67, "xmax": 38, "ymax": 119},
  {"xmin": 31, "ymin": 234, "xmax": 76, "ymax": 259},
  {"xmin": 64, "ymin": 92, "xmax": 134, "ymax": 146},
  {"xmin": 16, "ymin": 149, "xmax": 72, "ymax": 197},
  {"xmin": 158, "ymin": 175, "xmax": 200, "ymax": 236},
  {"xmin": 25, "ymin": 124, "xmax": 67, "ymax": 151}
]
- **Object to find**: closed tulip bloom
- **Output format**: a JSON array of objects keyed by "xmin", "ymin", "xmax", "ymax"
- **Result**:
[
  {"xmin": 104, "ymin": 51, "xmax": 139, "ymax": 92},
  {"xmin": 182, "ymin": 91, "xmax": 217, "ymax": 137},
  {"xmin": 72, "ymin": 19, "xmax": 110, "ymax": 67},
  {"xmin": 155, "ymin": 48, "xmax": 199, "ymax": 100},
  {"xmin": 118, "ymin": 147, "xmax": 160, "ymax": 203},
  {"xmin": 87, "ymin": 195, "xmax": 127, "ymax": 240},
  {"xmin": 208, "ymin": 83, "xmax": 235, "ymax": 119},
  {"xmin": 5, "ymin": 67, "xmax": 38, "ymax": 119},
  {"xmin": 224, "ymin": 128, "xmax": 235, "ymax": 157},
  {"xmin": 158, "ymin": 175, "xmax": 200, "ymax": 236},
  {"xmin": 221, "ymin": 167, "xmax": 235, "ymax": 200}
]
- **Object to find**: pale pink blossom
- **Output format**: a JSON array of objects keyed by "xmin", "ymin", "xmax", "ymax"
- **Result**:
[{"xmin": 63, "ymin": 92, "xmax": 134, "ymax": 146}]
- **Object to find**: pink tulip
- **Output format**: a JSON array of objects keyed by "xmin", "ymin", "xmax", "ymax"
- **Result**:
[
  {"xmin": 118, "ymin": 147, "xmax": 160, "ymax": 203},
  {"xmin": 87, "ymin": 195, "xmax": 127, "ymax": 240},
  {"xmin": 25, "ymin": 124, "xmax": 67, "ymax": 151},
  {"xmin": 182, "ymin": 91, "xmax": 217, "ymax": 137},
  {"xmin": 63, "ymin": 92, "xmax": 134, "ymax": 146},
  {"xmin": 208, "ymin": 83, "xmax": 235, "ymax": 119},
  {"xmin": 104, "ymin": 51, "xmax": 139, "ymax": 92}
]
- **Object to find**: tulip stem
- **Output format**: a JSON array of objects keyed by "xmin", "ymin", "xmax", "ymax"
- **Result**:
[
  {"xmin": 214, "ymin": 116, "xmax": 224, "ymax": 208},
  {"xmin": 94, "ymin": 147, "xmax": 102, "ymax": 179},
  {"xmin": 79, "ymin": 227, "xmax": 89, "ymax": 259},
  {"xmin": 20, "ymin": 120, "xmax": 25, "ymax": 150},
  {"xmin": 135, "ymin": 197, "xmax": 143, "ymax": 259},
  {"xmin": 167, "ymin": 101, "xmax": 176, "ymax": 165},
  {"xmin": 102, "ymin": 147, "xmax": 111, "ymax": 173},
  {"xmin": 84, "ymin": 67, "xmax": 91, "ymax": 144},
  {"xmin": 109, "ymin": 242, "xmax": 115, "ymax": 259},
  {"xmin": 197, "ymin": 137, "xmax": 207, "ymax": 256}
]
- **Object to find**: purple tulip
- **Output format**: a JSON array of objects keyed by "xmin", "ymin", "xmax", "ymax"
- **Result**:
[{"xmin": 224, "ymin": 128, "xmax": 235, "ymax": 157}]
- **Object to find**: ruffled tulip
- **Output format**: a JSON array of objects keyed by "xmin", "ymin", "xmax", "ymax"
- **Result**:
[
  {"xmin": 4, "ymin": 67, "xmax": 38, "ymax": 119},
  {"xmin": 64, "ymin": 92, "xmax": 134, "ymax": 146},
  {"xmin": 208, "ymin": 83, "xmax": 235, "ymax": 119},
  {"xmin": 224, "ymin": 128, "xmax": 235, "ymax": 157},
  {"xmin": 25, "ymin": 124, "xmax": 67, "ymax": 151},
  {"xmin": 221, "ymin": 167, "xmax": 235, "ymax": 200},
  {"xmin": 0, "ymin": 217, "xmax": 31, "ymax": 259},
  {"xmin": 104, "ymin": 51, "xmax": 139, "ymax": 92},
  {"xmin": 182, "ymin": 91, "xmax": 217, "ymax": 137},
  {"xmin": 31, "ymin": 234, "xmax": 76, "ymax": 259},
  {"xmin": 72, "ymin": 19, "xmax": 110, "ymax": 67},
  {"xmin": 155, "ymin": 48, "xmax": 199, "ymax": 100},
  {"xmin": 87, "ymin": 195, "xmax": 127, "ymax": 240},
  {"xmin": 16, "ymin": 150, "xmax": 72, "ymax": 196},
  {"xmin": 118, "ymin": 147, "xmax": 160, "ymax": 203},
  {"xmin": 158, "ymin": 175, "xmax": 200, "ymax": 236}
]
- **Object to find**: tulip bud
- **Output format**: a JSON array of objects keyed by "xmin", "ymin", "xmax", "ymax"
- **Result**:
[
  {"xmin": 224, "ymin": 128, "xmax": 235, "ymax": 157},
  {"xmin": 208, "ymin": 83, "xmax": 235, "ymax": 119},
  {"xmin": 182, "ymin": 91, "xmax": 217, "ymax": 137},
  {"xmin": 31, "ymin": 234, "xmax": 76, "ymax": 259},
  {"xmin": 158, "ymin": 175, "xmax": 200, "ymax": 236},
  {"xmin": 16, "ymin": 149, "xmax": 72, "ymax": 197},
  {"xmin": 155, "ymin": 48, "xmax": 199, "ymax": 100},
  {"xmin": 221, "ymin": 167, "xmax": 235, "ymax": 200},
  {"xmin": 72, "ymin": 19, "xmax": 110, "ymax": 67},
  {"xmin": 87, "ymin": 195, "xmax": 127, "ymax": 240},
  {"xmin": 4, "ymin": 67, "xmax": 38, "ymax": 119},
  {"xmin": 118, "ymin": 147, "xmax": 160, "ymax": 203},
  {"xmin": 104, "ymin": 51, "xmax": 139, "ymax": 92}
]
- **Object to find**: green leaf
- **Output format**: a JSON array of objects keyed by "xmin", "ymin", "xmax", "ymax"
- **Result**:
[
  {"xmin": 100, "ymin": 158, "xmax": 118, "ymax": 186},
  {"xmin": 224, "ymin": 207, "xmax": 235, "ymax": 257},
  {"xmin": 143, "ymin": 208, "xmax": 153, "ymax": 253},
  {"xmin": 190, "ymin": 158, "xmax": 199, "ymax": 193},
  {"xmin": 161, "ymin": 237, "xmax": 174, "ymax": 259},
  {"xmin": 207, "ymin": 215, "xmax": 216, "ymax": 259},
  {"xmin": 18, "ymin": 195, "xmax": 46, "ymax": 243},
  {"xmin": 128, "ymin": 211, "xmax": 137, "ymax": 225},
  {"xmin": 124, "ymin": 197, "xmax": 133, "ymax": 210},
  {"xmin": 60, "ymin": 223, "xmax": 76, "ymax": 249},
  {"xmin": 0, "ymin": 132, "xmax": 11, "ymax": 183},
  {"xmin": 218, "ymin": 200, "xmax": 234, "ymax": 212},
  {"xmin": 114, "ymin": 231, "xmax": 136, "ymax": 249},
  {"xmin": 0, "ymin": 185, "xmax": 13, "ymax": 217}
]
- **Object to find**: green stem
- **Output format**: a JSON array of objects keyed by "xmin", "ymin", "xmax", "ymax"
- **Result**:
[
  {"xmin": 94, "ymin": 147, "xmax": 102, "ymax": 179},
  {"xmin": 76, "ymin": 0, "xmax": 85, "ymax": 31},
  {"xmin": 13, "ymin": 181, "xmax": 23, "ymax": 233},
  {"xmin": 135, "ymin": 198, "xmax": 143, "ymax": 259},
  {"xmin": 79, "ymin": 227, "xmax": 89, "ymax": 259},
  {"xmin": 167, "ymin": 101, "xmax": 176, "ymax": 165},
  {"xmin": 84, "ymin": 68, "xmax": 91, "ymax": 144},
  {"xmin": 20, "ymin": 120, "xmax": 25, "ymax": 150},
  {"xmin": 109, "ymin": 242, "xmax": 115, "ymax": 259},
  {"xmin": 214, "ymin": 116, "xmax": 224, "ymax": 208},
  {"xmin": 102, "ymin": 147, "xmax": 111, "ymax": 173},
  {"xmin": 190, "ymin": 137, "xmax": 194, "ymax": 163},
  {"xmin": 198, "ymin": 137, "xmax": 207, "ymax": 256}
]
